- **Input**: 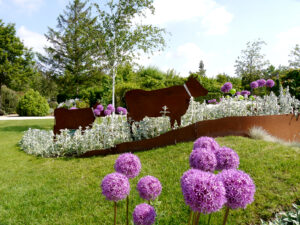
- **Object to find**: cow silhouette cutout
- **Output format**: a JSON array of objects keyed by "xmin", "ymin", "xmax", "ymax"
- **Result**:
[
  {"xmin": 54, "ymin": 108, "xmax": 96, "ymax": 135},
  {"xmin": 125, "ymin": 77, "xmax": 208, "ymax": 127}
]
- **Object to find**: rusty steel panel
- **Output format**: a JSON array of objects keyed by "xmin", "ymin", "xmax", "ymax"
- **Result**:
[{"xmin": 80, "ymin": 114, "xmax": 300, "ymax": 157}]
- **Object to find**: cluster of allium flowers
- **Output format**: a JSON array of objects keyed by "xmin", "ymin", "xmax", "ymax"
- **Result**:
[
  {"xmin": 208, "ymin": 99, "xmax": 218, "ymax": 104},
  {"xmin": 257, "ymin": 79, "xmax": 266, "ymax": 87},
  {"xmin": 114, "ymin": 153, "xmax": 141, "ymax": 179},
  {"xmin": 107, "ymin": 104, "xmax": 115, "ymax": 112},
  {"xmin": 101, "ymin": 172, "xmax": 130, "ymax": 201},
  {"xmin": 241, "ymin": 90, "xmax": 251, "ymax": 96},
  {"xmin": 193, "ymin": 136, "xmax": 220, "ymax": 152},
  {"xmin": 217, "ymin": 169, "xmax": 255, "ymax": 209},
  {"xmin": 221, "ymin": 82, "xmax": 233, "ymax": 93},
  {"xmin": 94, "ymin": 104, "xmax": 104, "ymax": 116},
  {"xmin": 250, "ymin": 81, "xmax": 259, "ymax": 89},
  {"xmin": 181, "ymin": 169, "xmax": 226, "ymax": 214},
  {"xmin": 117, "ymin": 106, "xmax": 128, "ymax": 115},
  {"xmin": 104, "ymin": 109, "xmax": 112, "ymax": 116},
  {"xmin": 133, "ymin": 203, "xmax": 156, "ymax": 225},
  {"xmin": 137, "ymin": 176, "xmax": 162, "ymax": 200},
  {"xmin": 189, "ymin": 148, "xmax": 217, "ymax": 172},
  {"xmin": 266, "ymin": 79, "xmax": 275, "ymax": 88},
  {"xmin": 215, "ymin": 147, "xmax": 239, "ymax": 171}
]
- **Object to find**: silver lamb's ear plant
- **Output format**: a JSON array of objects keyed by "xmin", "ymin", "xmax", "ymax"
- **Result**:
[{"xmin": 20, "ymin": 90, "xmax": 300, "ymax": 157}]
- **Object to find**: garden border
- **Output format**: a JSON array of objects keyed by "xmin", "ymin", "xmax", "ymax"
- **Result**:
[{"xmin": 80, "ymin": 114, "xmax": 300, "ymax": 157}]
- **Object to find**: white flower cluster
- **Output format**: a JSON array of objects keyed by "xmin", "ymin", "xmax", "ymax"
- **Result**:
[{"xmin": 20, "ymin": 87, "xmax": 299, "ymax": 157}]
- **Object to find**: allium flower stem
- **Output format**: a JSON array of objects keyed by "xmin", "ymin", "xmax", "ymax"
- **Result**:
[
  {"xmin": 207, "ymin": 214, "xmax": 212, "ymax": 225},
  {"xmin": 222, "ymin": 207, "xmax": 230, "ymax": 225},
  {"xmin": 126, "ymin": 196, "xmax": 129, "ymax": 225},
  {"xmin": 114, "ymin": 201, "xmax": 117, "ymax": 225},
  {"xmin": 188, "ymin": 210, "xmax": 193, "ymax": 225},
  {"xmin": 148, "ymin": 200, "xmax": 151, "ymax": 205}
]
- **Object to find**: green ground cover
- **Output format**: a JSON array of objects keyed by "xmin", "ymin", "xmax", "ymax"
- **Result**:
[{"xmin": 0, "ymin": 119, "xmax": 299, "ymax": 225}]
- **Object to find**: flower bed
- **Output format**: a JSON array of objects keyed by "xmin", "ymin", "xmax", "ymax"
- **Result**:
[{"xmin": 20, "ymin": 87, "xmax": 300, "ymax": 157}]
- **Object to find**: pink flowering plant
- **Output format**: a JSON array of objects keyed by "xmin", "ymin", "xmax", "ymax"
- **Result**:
[{"xmin": 181, "ymin": 136, "xmax": 255, "ymax": 225}]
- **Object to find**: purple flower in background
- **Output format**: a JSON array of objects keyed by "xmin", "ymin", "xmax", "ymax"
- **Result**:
[
  {"xmin": 114, "ymin": 153, "xmax": 141, "ymax": 179},
  {"xmin": 133, "ymin": 203, "xmax": 156, "ymax": 225},
  {"xmin": 104, "ymin": 109, "xmax": 112, "ymax": 116},
  {"xmin": 117, "ymin": 106, "xmax": 128, "ymax": 115},
  {"xmin": 189, "ymin": 148, "xmax": 217, "ymax": 172},
  {"xmin": 215, "ymin": 146, "xmax": 239, "ymax": 171},
  {"xmin": 241, "ymin": 90, "xmax": 251, "ymax": 96},
  {"xmin": 266, "ymin": 79, "xmax": 275, "ymax": 88},
  {"xmin": 250, "ymin": 81, "xmax": 258, "ymax": 89},
  {"xmin": 208, "ymin": 99, "xmax": 217, "ymax": 104},
  {"xmin": 181, "ymin": 169, "xmax": 226, "ymax": 214},
  {"xmin": 221, "ymin": 82, "xmax": 233, "ymax": 93},
  {"xmin": 257, "ymin": 79, "xmax": 266, "ymax": 87},
  {"xmin": 70, "ymin": 107, "xmax": 77, "ymax": 110},
  {"xmin": 217, "ymin": 169, "xmax": 255, "ymax": 209},
  {"xmin": 101, "ymin": 172, "xmax": 130, "ymax": 201},
  {"xmin": 94, "ymin": 108, "xmax": 101, "ymax": 116},
  {"xmin": 236, "ymin": 91, "xmax": 241, "ymax": 96},
  {"xmin": 96, "ymin": 104, "xmax": 104, "ymax": 111},
  {"xmin": 137, "ymin": 176, "xmax": 162, "ymax": 201},
  {"xmin": 107, "ymin": 104, "xmax": 115, "ymax": 112},
  {"xmin": 193, "ymin": 136, "xmax": 220, "ymax": 152}
]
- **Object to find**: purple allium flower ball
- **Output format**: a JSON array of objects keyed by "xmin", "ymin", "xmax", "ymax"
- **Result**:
[
  {"xmin": 257, "ymin": 79, "xmax": 266, "ymax": 87},
  {"xmin": 189, "ymin": 148, "xmax": 217, "ymax": 172},
  {"xmin": 236, "ymin": 91, "xmax": 241, "ymax": 96},
  {"xmin": 215, "ymin": 146, "xmax": 239, "ymax": 171},
  {"xmin": 241, "ymin": 90, "xmax": 251, "ymax": 96},
  {"xmin": 217, "ymin": 169, "xmax": 255, "ymax": 209},
  {"xmin": 180, "ymin": 169, "xmax": 227, "ymax": 214},
  {"xmin": 250, "ymin": 81, "xmax": 258, "ymax": 89},
  {"xmin": 114, "ymin": 153, "xmax": 141, "ymax": 179},
  {"xmin": 266, "ymin": 79, "xmax": 275, "ymax": 88},
  {"xmin": 193, "ymin": 136, "xmax": 220, "ymax": 152},
  {"xmin": 208, "ymin": 99, "xmax": 217, "ymax": 104},
  {"xmin": 70, "ymin": 106, "xmax": 77, "ymax": 110},
  {"xmin": 107, "ymin": 104, "xmax": 115, "ymax": 112},
  {"xmin": 221, "ymin": 82, "xmax": 233, "ymax": 93},
  {"xmin": 133, "ymin": 203, "xmax": 156, "ymax": 225},
  {"xmin": 116, "ymin": 107, "xmax": 128, "ymax": 115},
  {"xmin": 104, "ymin": 109, "xmax": 112, "ymax": 116},
  {"xmin": 96, "ymin": 104, "xmax": 104, "ymax": 111},
  {"xmin": 94, "ymin": 109, "xmax": 101, "ymax": 116},
  {"xmin": 137, "ymin": 176, "xmax": 162, "ymax": 201},
  {"xmin": 101, "ymin": 172, "xmax": 130, "ymax": 202}
]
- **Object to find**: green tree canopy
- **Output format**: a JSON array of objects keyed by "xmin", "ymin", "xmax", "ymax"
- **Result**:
[
  {"xmin": 288, "ymin": 44, "xmax": 300, "ymax": 69},
  {"xmin": 0, "ymin": 19, "xmax": 38, "ymax": 109},
  {"xmin": 234, "ymin": 40, "xmax": 270, "ymax": 88},
  {"xmin": 39, "ymin": 0, "xmax": 99, "ymax": 96}
]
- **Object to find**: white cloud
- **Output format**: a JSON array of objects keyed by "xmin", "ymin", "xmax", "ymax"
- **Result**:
[
  {"xmin": 136, "ymin": 0, "xmax": 233, "ymax": 35},
  {"xmin": 267, "ymin": 26, "xmax": 300, "ymax": 66},
  {"xmin": 11, "ymin": 0, "xmax": 44, "ymax": 12},
  {"xmin": 17, "ymin": 26, "xmax": 49, "ymax": 54}
]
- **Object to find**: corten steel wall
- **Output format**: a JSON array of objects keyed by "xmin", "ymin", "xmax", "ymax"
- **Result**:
[
  {"xmin": 54, "ymin": 108, "xmax": 96, "ymax": 135},
  {"xmin": 80, "ymin": 114, "xmax": 300, "ymax": 157}
]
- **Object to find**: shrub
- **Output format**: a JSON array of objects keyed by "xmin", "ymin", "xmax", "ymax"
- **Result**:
[
  {"xmin": 1, "ymin": 85, "xmax": 19, "ymax": 114},
  {"xmin": 17, "ymin": 89, "xmax": 50, "ymax": 116}
]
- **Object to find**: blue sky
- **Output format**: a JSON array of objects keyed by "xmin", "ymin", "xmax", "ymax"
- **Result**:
[{"xmin": 1, "ymin": 0, "xmax": 300, "ymax": 77}]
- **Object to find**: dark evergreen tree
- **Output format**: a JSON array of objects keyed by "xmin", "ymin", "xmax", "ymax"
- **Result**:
[{"xmin": 39, "ymin": 0, "xmax": 99, "ymax": 96}]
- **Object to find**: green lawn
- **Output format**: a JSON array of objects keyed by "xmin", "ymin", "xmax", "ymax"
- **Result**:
[{"xmin": 0, "ymin": 119, "xmax": 299, "ymax": 225}]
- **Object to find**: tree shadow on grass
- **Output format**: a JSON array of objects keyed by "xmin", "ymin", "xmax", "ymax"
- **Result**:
[{"xmin": 0, "ymin": 125, "xmax": 52, "ymax": 132}]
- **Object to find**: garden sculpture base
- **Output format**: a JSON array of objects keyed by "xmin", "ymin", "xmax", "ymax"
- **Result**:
[{"xmin": 80, "ymin": 114, "xmax": 300, "ymax": 157}]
